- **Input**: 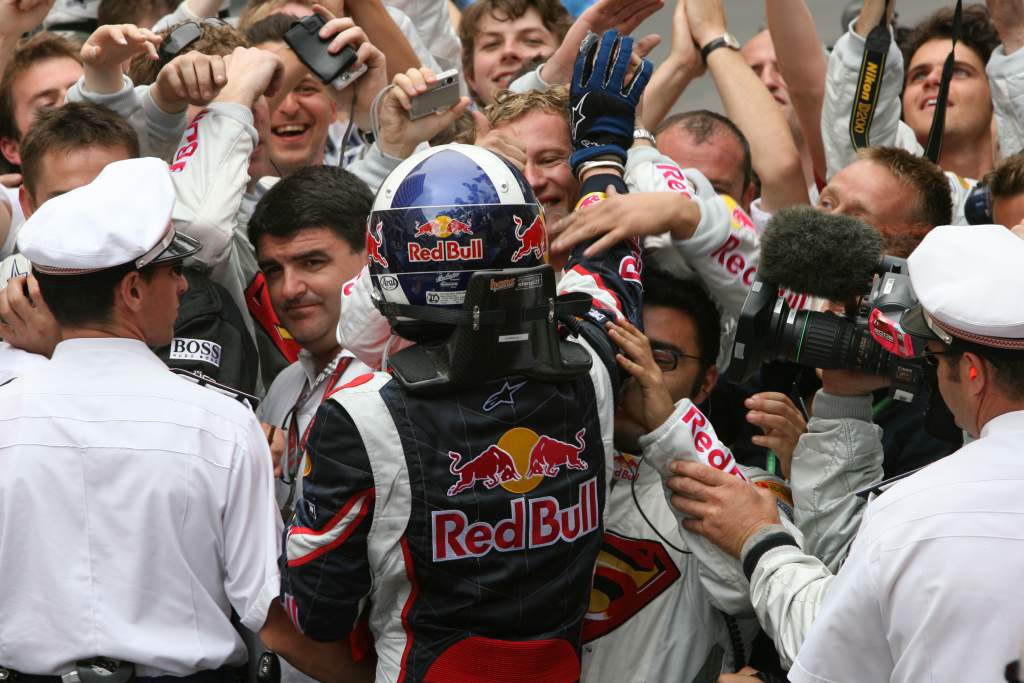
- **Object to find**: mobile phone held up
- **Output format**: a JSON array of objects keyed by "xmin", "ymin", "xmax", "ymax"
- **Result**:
[
  {"xmin": 284, "ymin": 14, "xmax": 368, "ymax": 91},
  {"xmin": 409, "ymin": 69, "xmax": 461, "ymax": 120}
]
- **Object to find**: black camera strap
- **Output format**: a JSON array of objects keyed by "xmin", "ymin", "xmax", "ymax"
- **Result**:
[
  {"xmin": 850, "ymin": 0, "xmax": 892, "ymax": 151},
  {"xmin": 923, "ymin": 0, "xmax": 964, "ymax": 163}
]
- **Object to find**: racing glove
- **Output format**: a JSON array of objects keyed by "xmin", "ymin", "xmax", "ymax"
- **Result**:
[{"xmin": 568, "ymin": 29, "xmax": 652, "ymax": 174}]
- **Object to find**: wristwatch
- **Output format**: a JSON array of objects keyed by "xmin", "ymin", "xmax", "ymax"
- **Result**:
[
  {"xmin": 633, "ymin": 128, "xmax": 656, "ymax": 145},
  {"xmin": 700, "ymin": 32, "xmax": 740, "ymax": 62}
]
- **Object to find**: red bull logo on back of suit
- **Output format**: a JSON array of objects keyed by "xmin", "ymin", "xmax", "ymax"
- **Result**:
[{"xmin": 434, "ymin": 428, "xmax": 595, "ymax": 560}]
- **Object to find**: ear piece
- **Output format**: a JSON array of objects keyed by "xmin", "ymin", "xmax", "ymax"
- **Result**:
[{"xmin": 969, "ymin": 366, "xmax": 978, "ymax": 381}]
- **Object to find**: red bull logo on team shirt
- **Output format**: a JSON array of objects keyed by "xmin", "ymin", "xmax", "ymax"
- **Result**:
[
  {"xmin": 413, "ymin": 215, "xmax": 474, "ymax": 238},
  {"xmin": 511, "ymin": 214, "xmax": 547, "ymax": 262},
  {"xmin": 432, "ymin": 477, "xmax": 600, "ymax": 562},
  {"xmin": 446, "ymin": 427, "xmax": 588, "ymax": 496}
]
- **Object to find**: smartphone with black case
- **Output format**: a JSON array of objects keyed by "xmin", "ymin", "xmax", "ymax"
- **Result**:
[{"xmin": 283, "ymin": 14, "xmax": 368, "ymax": 91}]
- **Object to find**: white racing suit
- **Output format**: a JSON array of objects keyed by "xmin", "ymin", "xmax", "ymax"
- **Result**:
[
  {"xmin": 581, "ymin": 398, "xmax": 796, "ymax": 683},
  {"xmin": 737, "ymin": 390, "xmax": 887, "ymax": 668},
  {"xmin": 823, "ymin": 22, "xmax": 1024, "ymax": 223}
]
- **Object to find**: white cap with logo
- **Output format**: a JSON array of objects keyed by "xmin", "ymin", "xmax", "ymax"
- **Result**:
[
  {"xmin": 16, "ymin": 157, "xmax": 199, "ymax": 275},
  {"xmin": 902, "ymin": 224, "xmax": 1024, "ymax": 350}
]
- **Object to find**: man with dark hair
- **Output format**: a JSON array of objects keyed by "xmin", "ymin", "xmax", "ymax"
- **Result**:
[
  {"xmin": 656, "ymin": 110, "xmax": 754, "ymax": 211},
  {"xmin": 249, "ymin": 165, "xmax": 373, "ymax": 498},
  {"xmin": 459, "ymin": 0, "xmax": 571, "ymax": 104}
]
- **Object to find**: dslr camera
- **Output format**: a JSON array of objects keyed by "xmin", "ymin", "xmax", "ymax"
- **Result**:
[{"xmin": 727, "ymin": 257, "xmax": 927, "ymax": 402}]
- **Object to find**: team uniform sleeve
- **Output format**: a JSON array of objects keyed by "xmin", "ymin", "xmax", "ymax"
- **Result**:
[
  {"xmin": 790, "ymin": 391, "xmax": 883, "ymax": 571},
  {"xmin": 280, "ymin": 400, "xmax": 376, "ymax": 641},
  {"xmin": 822, "ymin": 23, "xmax": 921, "ymax": 179},
  {"xmin": 169, "ymin": 102, "xmax": 255, "ymax": 268},
  {"xmin": 223, "ymin": 416, "xmax": 283, "ymax": 632}
]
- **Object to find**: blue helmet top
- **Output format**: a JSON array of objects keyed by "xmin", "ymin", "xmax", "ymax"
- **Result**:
[{"xmin": 367, "ymin": 144, "xmax": 546, "ymax": 334}]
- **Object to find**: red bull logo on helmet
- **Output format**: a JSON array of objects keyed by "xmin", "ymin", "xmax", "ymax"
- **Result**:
[
  {"xmin": 408, "ymin": 239, "xmax": 484, "ymax": 263},
  {"xmin": 446, "ymin": 427, "xmax": 588, "ymax": 496},
  {"xmin": 432, "ymin": 477, "xmax": 599, "ymax": 562},
  {"xmin": 367, "ymin": 221, "xmax": 388, "ymax": 268},
  {"xmin": 511, "ymin": 214, "xmax": 547, "ymax": 262},
  {"xmin": 413, "ymin": 215, "xmax": 474, "ymax": 238}
]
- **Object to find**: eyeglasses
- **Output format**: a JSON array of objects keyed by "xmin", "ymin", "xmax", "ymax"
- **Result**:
[
  {"xmin": 651, "ymin": 345, "xmax": 707, "ymax": 372},
  {"xmin": 158, "ymin": 18, "xmax": 228, "ymax": 66}
]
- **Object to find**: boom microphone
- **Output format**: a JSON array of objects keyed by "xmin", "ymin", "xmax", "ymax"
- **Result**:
[{"xmin": 758, "ymin": 206, "xmax": 885, "ymax": 301}]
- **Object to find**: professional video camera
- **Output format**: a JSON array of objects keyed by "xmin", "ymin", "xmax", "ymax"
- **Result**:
[{"xmin": 726, "ymin": 207, "xmax": 927, "ymax": 402}]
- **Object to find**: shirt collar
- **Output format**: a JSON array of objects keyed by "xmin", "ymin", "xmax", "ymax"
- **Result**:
[
  {"xmin": 297, "ymin": 347, "xmax": 356, "ymax": 386},
  {"xmin": 980, "ymin": 409, "xmax": 1024, "ymax": 439},
  {"xmin": 51, "ymin": 337, "xmax": 166, "ymax": 368}
]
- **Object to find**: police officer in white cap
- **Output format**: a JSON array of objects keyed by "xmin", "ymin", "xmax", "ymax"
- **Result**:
[
  {"xmin": 0, "ymin": 158, "xmax": 360, "ymax": 681},
  {"xmin": 658, "ymin": 224, "xmax": 1024, "ymax": 682}
]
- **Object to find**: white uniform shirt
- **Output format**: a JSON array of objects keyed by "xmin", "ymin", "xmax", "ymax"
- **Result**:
[
  {"xmin": 0, "ymin": 185, "xmax": 25, "ymax": 260},
  {"xmin": 0, "ymin": 340, "xmax": 46, "ymax": 385},
  {"xmin": 0, "ymin": 338, "xmax": 281, "ymax": 676},
  {"xmin": 791, "ymin": 410, "xmax": 1024, "ymax": 683}
]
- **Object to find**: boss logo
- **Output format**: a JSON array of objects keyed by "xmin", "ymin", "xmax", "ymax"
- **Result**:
[
  {"xmin": 379, "ymin": 275, "xmax": 399, "ymax": 291},
  {"xmin": 169, "ymin": 338, "xmax": 222, "ymax": 367}
]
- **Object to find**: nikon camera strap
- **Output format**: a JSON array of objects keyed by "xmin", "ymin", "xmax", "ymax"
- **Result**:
[
  {"xmin": 923, "ymin": 0, "xmax": 964, "ymax": 163},
  {"xmin": 849, "ymin": 0, "xmax": 892, "ymax": 150}
]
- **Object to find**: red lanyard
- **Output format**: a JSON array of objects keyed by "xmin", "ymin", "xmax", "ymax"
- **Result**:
[{"xmin": 283, "ymin": 356, "xmax": 352, "ymax": 482}]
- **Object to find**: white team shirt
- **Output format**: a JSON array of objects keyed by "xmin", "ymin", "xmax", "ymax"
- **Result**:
[
  {"xmin": 0, "ymin": 340, "xmax": 46, "ymax": 385},
  {"xmin": 791, "ymin": 410, "xmax": 1024, "ymax": 683},
  {"xmin": 0, "ymin": 338, "xmax": 281, "ymax": 676}
]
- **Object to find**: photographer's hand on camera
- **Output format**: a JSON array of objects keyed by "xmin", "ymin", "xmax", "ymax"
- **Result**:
[
  {"xmin": 377, "ymin": 67, "xmax": 470, "ymax": 159},
  {"xmin": 81, "ymin": 24, "xmax": 162, "ymax": 95},
  {"xmin": 818, "ymin": 368, "xmax": 891, "ymax": 397},
  {"xmin": 152, "ymin": 51, "xmax": 229, "ymax": 113}
]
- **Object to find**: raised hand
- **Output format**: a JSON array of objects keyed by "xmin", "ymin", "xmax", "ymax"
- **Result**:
[
  {"xmin": 213, "ymin": 47, "xmax": 286, "ymax": 109},
  {"xmin": 0, "ymin": 0, "xmax": 56, "ymax": 38},
  {"xmin": 152, "ymin": 51, "xmax": 228, "ymax": 112},
  {"xmin": 81, "ymin": 24, "xmax": 162, "ymax": 94},
  {"xmin": 569, "ymin": 30, "xmax": 653, "ymax": 172},
  {"xmin": 540, "ymin": 0, "xmax": 664, "ymax": 85},
  {"xmin": 377, "ymin": 67, "xmax": 471, "ymax": 159}
]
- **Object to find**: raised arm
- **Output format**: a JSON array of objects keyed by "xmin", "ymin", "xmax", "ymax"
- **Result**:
[
  {"xmin": 686, "ymin": 0, "xmax": 809, "ymax": 210},
  {"xmin": 764, "ymin": 0, "xmax": 828, "ymax": 180},
  {"xmin": 638, "ymin": 0, "xmax": 704, "ymax": 131}
]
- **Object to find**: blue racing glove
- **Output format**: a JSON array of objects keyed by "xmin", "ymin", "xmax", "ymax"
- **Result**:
[{"xmin": 568, "ymin": 29, "xmax": 652, "ymax": 174}]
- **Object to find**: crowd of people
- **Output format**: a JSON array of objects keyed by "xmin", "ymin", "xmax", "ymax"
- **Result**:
[{"xmin": 1, "ymin": 0, "xmax": 1024, "ymax": 681}]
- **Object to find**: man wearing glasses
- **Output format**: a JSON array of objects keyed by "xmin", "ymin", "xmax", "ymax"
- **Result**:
[
  {"xmin": 663, "ymin": 223, "xmax": 1024, "ymax": 681},
  {"xmin": 581, "ymin": 265, "xmax": 793, "ymax": 683}
]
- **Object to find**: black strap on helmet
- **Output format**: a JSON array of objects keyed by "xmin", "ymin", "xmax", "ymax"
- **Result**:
[{"xmin": 383, "ymin": 266, "xmax": 594, "ymax": 394}]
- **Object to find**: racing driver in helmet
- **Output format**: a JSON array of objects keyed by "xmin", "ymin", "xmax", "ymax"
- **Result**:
[{"xmin": 278, "ymin": 30, "xmax": 651, "ymax": 682}]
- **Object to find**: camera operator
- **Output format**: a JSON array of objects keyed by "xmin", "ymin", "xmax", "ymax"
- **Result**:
[{"xmin": 664, "ymin": 223, "xmax": 1024, "ymax": 680}]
